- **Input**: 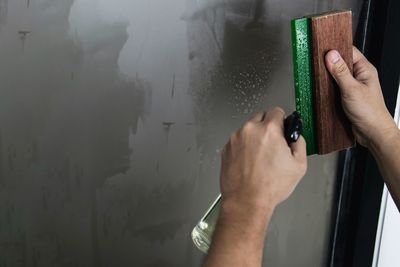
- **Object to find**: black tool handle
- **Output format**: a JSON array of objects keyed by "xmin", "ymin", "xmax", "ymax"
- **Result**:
[{"xmin": 284, "ymin": 111, "xmax": 303, "ymax": 144}]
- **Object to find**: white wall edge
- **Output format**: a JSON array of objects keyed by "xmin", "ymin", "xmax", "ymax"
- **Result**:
[{"xmin": 372, "ymin": 83, "xmax": 400, "ymax": 267}]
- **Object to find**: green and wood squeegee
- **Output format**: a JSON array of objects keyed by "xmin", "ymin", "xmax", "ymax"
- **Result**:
[
  {"xmin": 291, "ymin": 10, "xmax": 355, "ymax": 155},
  {"xmin": 191, "ymin": 11, "xmax": 359, "ymax": 254}
]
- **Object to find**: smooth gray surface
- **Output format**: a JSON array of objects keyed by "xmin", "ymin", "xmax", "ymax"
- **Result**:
[{"xmin": 0, "ymin": 0, "xmax": 362, "ymax": 266}]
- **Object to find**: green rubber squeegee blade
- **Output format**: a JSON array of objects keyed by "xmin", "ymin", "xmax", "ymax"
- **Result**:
[{"xmin": 291, "ymin": 17, "xmax": 317, "ymax": 155}]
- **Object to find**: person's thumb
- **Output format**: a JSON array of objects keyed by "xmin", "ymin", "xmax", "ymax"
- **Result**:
[
  {"xmin": 325, "ymin": 50, "xmax": 358, "ymax": 97},
  {"xmin": 290, "ymin": 135, "xmax": 306, "ymax": 162}
]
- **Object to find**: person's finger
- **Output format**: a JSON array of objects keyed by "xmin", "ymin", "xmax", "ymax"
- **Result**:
[
  {"xmin": 249, "ymin": 111, "xmax": 266, "ymax": 123},
  {"xmin": 352, "ymin": 46, "xmax": 378, "ymax": 85},
  {"xmin": 352, "ymin": 46, "xmax": 366, "ymax": 65},
  {"xmin": 325, "ymin": 50, "xmax": 359, "ymax": 97},
  {"xmin": 263, "ymin": 107, "xmax": 285, "ymax": 133},
  {"xmin": 290, "ymin": 135, "xmax": 307, "ymax": 160}
]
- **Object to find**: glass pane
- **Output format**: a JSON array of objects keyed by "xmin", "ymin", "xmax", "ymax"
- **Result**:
[{"xmin": 0, "ymin": 0, "xmax": 363, "ymax": 266}]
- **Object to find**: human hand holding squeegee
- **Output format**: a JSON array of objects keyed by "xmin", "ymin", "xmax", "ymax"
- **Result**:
[
  {"xmin": 200, "ymin": 47, "xmax": 400, "ymax": 267},
  {"xmin": 192, "ymin": 110, "xmax": 305, "ymax": 253},
  {"xmin": 198, "ymin": 9, "xmax": 400, "ymax": 267}
]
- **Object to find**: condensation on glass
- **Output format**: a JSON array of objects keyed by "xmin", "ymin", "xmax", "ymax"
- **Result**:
[{"xmin": 0, "ymin": 0, "xmax": 363, "ymax": 266}]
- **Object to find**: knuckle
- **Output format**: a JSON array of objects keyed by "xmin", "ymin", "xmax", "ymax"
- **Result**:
[
  {"xmin": 268, "ymin": 122, "xmax": 281, "ymax": 133},
  {"xmin": 370, "ymin": 65, "xmax": 378, "ymax": 77},
  {"xmin": 272, "ymin": 106, "xmax": 284, "ymax": 113},
  {"xmin": 241, "ymin": 121, "xmax": 255, "ymax": 133},
  {"xmin": 363, "ymin": 63, "xmax": 378, "ymax": 78},
  {"xmin": 264, "ymin": 122, "xmax": 281, "ymax": 139},
  {"xmin": 269, "ymin": 106, "xmax": 285, "ymax": 116},
  {"xmin": 334, "ymin": 61, "xmax": 349, "ymax": 76},
  {"xmin": 254, "ymin": 111, "xmax": 264, "ymax": 118}
]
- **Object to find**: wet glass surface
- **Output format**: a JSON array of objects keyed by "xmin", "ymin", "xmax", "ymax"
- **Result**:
[{"xmin": 0, "ymin": 0, "xmax": 362, "ymax": 266}]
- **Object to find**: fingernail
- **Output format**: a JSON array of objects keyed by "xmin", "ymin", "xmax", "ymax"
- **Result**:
[{"xmin": 328, "ymin": 50, "xmax": 341, "ymax": 64}]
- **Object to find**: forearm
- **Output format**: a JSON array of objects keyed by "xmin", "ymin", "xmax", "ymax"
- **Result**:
[
  {"xmin": 202, "ymin": 197, "xmax": 274, "ymax": 267},
  {"xmin": 369, "ymin": 124, "xmax": 400, "ymax": 211},
  {"xmin": 203, "ymin": 107, "xmax": 307, "ymax": 266}
]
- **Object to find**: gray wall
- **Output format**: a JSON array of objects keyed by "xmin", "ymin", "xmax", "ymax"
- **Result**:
[{"xmin": 0, "ymin": 0, "xmax": 362, "ymax": 266}]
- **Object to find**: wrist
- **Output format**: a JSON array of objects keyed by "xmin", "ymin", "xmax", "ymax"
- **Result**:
[
  {"xmin": 369, "ymin": 119, "xmax": 399, "ymax": 154},
  {"xmin": 219, "ymin": 194, "xmax": 275, "ymax": 235},
  {"xmin": 204, "ymin": 196, "xmax": 274, "ymax": 266}
]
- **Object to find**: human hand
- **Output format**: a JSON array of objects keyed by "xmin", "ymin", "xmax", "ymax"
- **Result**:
[
  {"xmin": 219, "ymin": 107, "xmax": 307, "ymax": 222},
  {"xmin": 325, "ymin": 46, "xmax": 397, "ymax": 148}
]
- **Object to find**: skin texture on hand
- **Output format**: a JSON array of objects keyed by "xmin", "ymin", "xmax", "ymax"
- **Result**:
[
  {"xmin": 202, "ymin": 107, "xmax": 307, "ymax": 267},
  {"xmin": 220, "ymin": 107, "xmax": 307, "ymax": 211},
  {"xmin": 202, "ymin": 47, "xmax": 400, "ymax": 267},
  {"xmin": 325, "ymin": 46, "xmax": 400, "ymax": 211},
  {"xmin": 324, "ymin": 47, "xmax": 397, "ymax": 147}
]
